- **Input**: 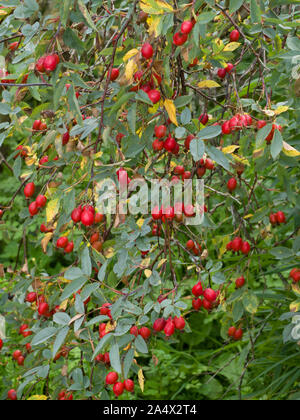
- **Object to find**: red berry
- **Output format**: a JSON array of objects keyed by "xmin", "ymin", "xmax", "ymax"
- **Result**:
[
  {"xmin": 181, "ymin": 21, "xmax": 193, "ymax": 34},
  {"xmin": 7, "ymin": 389, "xmax": 17, "ymax": 400},
  {"xmin": 0, "ymin": 338, "xmax": 3, "ymax": 350},
  {"xmin": 257, "ymin": 120, "xmax": 267, "ymax": 130},
  {"xmin": 124, "ymin": 379, "xmax": 134, "ymax": 392},
  {"xmin": 276, "ymin": 211, "xmax": 286, "ymax": 224},
  {"xmin": 17, "ymin": 355, "xmax": 25, "ymax": 366},
  {"xmin": 56, "ymin": 237, "xmax": 68, "ymax": 249},
  {"xmin": 44, "ymin": 55, "xmax": 58, "ymax": 72},
  {"xmin": 164, "ymin": 321, "xmax": 175, "ymax": 337},
  {"xmin": 110, "ymin": 68, "xmax": 119, "ymax": 81},
  {"xmin": 236, "ymin": 276, "xmax": 245, "ymax": 288},
  {"xmin": 152, "ymin": 205, "xmax": 162, "ymax": 220},
  {"xmin": 205, "ymin": 158, "xmax": 214, "ymax": 170},
  {"xmin": 203, "ymin": 298, "xmax": 212, "ymax": 311},
  {"xmin": 152, "ymin": 138, "xmax": 164, "ymax": 152},
  {"xmin": 64, "ymin": 241, "xmax": 74, "ymax": 254},
  {"xmin": 222, "ymin": 121, "xmax": 231, "ymax": 135},
  {"xmin": 113, "ymin": 382, "xmax": 124, "ymax": 397},
  {"xmin": 35, "ymin": 57, "xmax": 45, "ymax": 72},
  {"xmin": 184, "ymin": 134, "xmax": 195, "ymax": 150},
  {"xmin": 154, "ymin": 125, "xmax": 167, "ymax": 139},
  {"xmin": 174, "ymin": 316, "xmax": 185, "ymax": 330},
  {"xmin": 139, "ymin": 326, "xmax": 151, "ymax": 340},
  {"xmin": 290, "ymin": 269, "xmax": 300, "ymax": 283},
  {"xmin": 241, "ymin": 241, "xmax": 251, "ymax": 255},
  {"xmin": 130, "ymin": 326, "xmax": 139, "ymax": 337},
  {"xmin": 227, "ymin": 178, "xmax": 237, "ymax": 192},
  {"xmin": 71, "ymin": 207, "xmax": 82, "ymax": 223},
  {"xmin": 106, "ymin": 371, "xmax": 118, "ymax": 385},
  {"xmin": 186, "ymin": 239, "xmax": 195, "ymax": 250},
  {"xmin": 141, "ymin": 43, "xmax": 154, "ymax": 59},
  {"xmin": 153, "ymin": 318, "xmax": 166, "ymax": 332},
  {"xmin": 19, "ymin": 324, "xmax": 29, "ymax": 334},
  {"xmin": 192, "ymin": 298, "xmax": 202, "ymax": 311},
  {"xmin": 24, "ymin": 182, "xmax": 35, "ymax": 198},
  {"xmin": 26, "ymin": 292, "xmax": 37, "ymax": 303},
  {"xmin": 148, "ymin": 89, "xmax": 161, "ymax": 104},
  {"xmin": 192, "ymin": 282, "xmax": 203, "ymax": 297},
  {"xmin": 203, "ymin": 288, "xmax": 217, "ymax": 303},
  {"xmin": 217, "ymin": 68, "xmax": 227, "ymax": 79},
  {"xmin": 173, "ymin": 32, "xmax": 188, "ymax": 46},
  {"xmin": 13, "ymin": 350, "xmax": 22, "ymax": 360},
  {"xmin": 32, "ymin": 120, "xmax": 42, "ymax": 131},
  {"xmin": 164, "ymin": 136, "xmax": 176, "ymax": 152},
  {"xmin": 38, "ymin": 302, "xmax": 49, "ymax": 316},
  {"xmin": 230, "ymin": 29, "xmax": 240, "ymax": 42},
  {"xmin": 36, "ymin": 195, "xmax": 47, "ymax": 208},
  {"xmin": 231, "ymin": 237, "xmax": 243, "ymax": 252},
  {"xmin": 234, "ymin": 328, "xmax": 243, "ymax": 341},
  {"xmin": 226, "ymin": 63, "xmax": 234, "ymax": 73},
  {"xmin": 62, "ymin": 131, "xmax": 70, "ymax": 146},
  {"xmin": 29, "ymin": 201, "xmax": 38, "ymax": 216},
  {"xmin": 198, "ymin": 113, "xmax": 209, "ymax": 125},
  {"xmin": 81, "ymin": 210, "xmax": 94, "ymax": 226},
  {"xmin": 228, "ymin": 326, "xmax": 236, "ymax": 337},
  {"xmin": 269, "ymin": 213, "xmax": 278, "ymax": 225}
]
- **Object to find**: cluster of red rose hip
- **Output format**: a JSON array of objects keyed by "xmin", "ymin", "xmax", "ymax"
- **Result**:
[
  {"xmin": 24, "ymin": 181, "xmax": 47, "ymax": 217},
  {"xmin": 105, "ymin": 372, "xmax": 134, "ymax": 397},
  {"xmin": 269, "ymin": 211, "xmax": 286, "ymax": 226},
  {"xmin": 192, "ymin": 282, "xmax": 220, "ymax": 312},
  {"xmin": 226, "ymin": 237, "xmax": 251, "ymax": 255},
  {"xmin": 35, "ymin": 54, "xmax": 60, "ymax": 73},
  {"xmin": 173, "ymin": 20, "xmax": 195, "ymax": 46},
  {"xmin": 221, "ymin": 113, "xmax": 253, "ymax": 136}
]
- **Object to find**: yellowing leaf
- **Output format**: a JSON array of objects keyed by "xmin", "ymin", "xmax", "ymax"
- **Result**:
[
  {"xmin": 253, "ymin": 148, "xmax": 264, "ymax": 159},
  {"xmin": 140, "ymin": 0, "xmax": 173, "ymax": 15},
  {"xmin": 292, "ymin": 283, "xmax": 300, "ymax": 297},
  {"xmin": 125, "ymin": 59, "xmax": 138, "ymax": 83},
  {"xmin": 282, "ymin": 141, "xmax": 300, "ymax": 157},
  {"xmin": 140, "ymin": 257, "xmax": 151, "ymax": 268},
  {"xmin": 46, "ymin": 198, "xmax": 60, "ymax": 223},
  {"xmin": 27, "ymin": 395, "xmax": 48, "ymax": 400},
  {"xmin": 290, "ymin": 300, "xmax": 300, "ymax": 312},
  {"xmin": 41, "ymin": 232, "xmax": 53, "ymax": 253},
  {"xmin": 231, "ymin": 154, "xmax": 250, "ymax": 166},
  {"xmin": 106, "ymin": 320, "xmax": 117, "ymax": 332},
  {"xmin": 144, "ymin": 269, "xmax": 152, "ymax": 278},
  {"xmin": 244, "ymin": 214, "xmax": 253, "ymax": 219},
  {"xmin": 147, "ymin": 15, "xmax": 163, "ymax": 37},
  {"xmin": 223, "ymin": 42, "xmax": 241, "ymax": 52},
  {"xmin": 157, "ymin": 258, "xmax": 167, "ymax": 269},
  {"xmin": 198, "ymin": 80, "xmax": 221, "ymax": 89},
  {"xmin": 222, "ymin": 145, "xmax": 240, "ymax": 154},
  {"xmin": 104, "ymin": 247, "xmax": 115, "ymax": 259},
  {"xmin": 59, "ymin": 299, "xmax": 69, "ymax": 310},
  {"xmin": 123, "ymin": 49, "xmax": 139, "ymax": 62},
  {"xmin": 138, "ymin": 368, "xmax": 145, "ymax": 392},
  {"xmin": 164, "ymin": 99, "xmax": 178, "ymax": 126},
  {"xmin": 274, "ymin": 105, "xmax": 289, "ymax": 115},
  {"xmin": 136, "ymin": 218, "xmax": 145, "ymax": 228}
]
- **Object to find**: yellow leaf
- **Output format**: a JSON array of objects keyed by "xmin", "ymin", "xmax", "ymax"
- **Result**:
[
  {"xmin": 125, "ymin": 59, "xmax": 138, "ymax": 83},
  {"xmin": 104, "ymin": 247, "xmax": 115, "ymax": 258},
  {"xmin": 253, "ymin": 148, "xmax": 264, "ymax": 159},
  {"xmin": 290, "ymin": 300, "xmax": 300, "ymax": 313},
  {"xmin": 222, "ymin": 145, "xmax": 240, "ymax": 154},
  {"xmin": 140, "ymin": 0, "xmax": 173, "ymax": 15},
  {"xmin": 223, "ymin": 42, "xmax": 241, "ymax": 52},
  {"xmin": 147, "ymin": 15, "xmax": 163, "ymax": 37},
  {"xmin": 164, "ymin": 99, "xmax": 178, "ymax": 126},
  {"xmin": 123, "ymin": 49, "xmax": 139, "ymax": 62},
  {"xmin": 157, "ymin": 259, "xmax": 167, "ymax": 269},
  {"xmin": 263, "ymin": 109, "xmax": 276, "ymax": 117},
  {"xmin": 138, "ymin": 368, "xmax": 145, "ymax": 392},
  {"xmin": 198, "ymin": 80, "xmax": 221, "ymax": 89},
  {"xmin": 27, "ymin": 395, "xmax": 48, "ymax": 400},
  {"xmin": 274, "ymin": 105, "xmax": 289, "ymax": 115},
  {"xmin": 25, "ymin": 155, "xmax": 38, "ymax": 166},
  {"xmin": 140, "ymin": 257, "xmax": 151, "ymax": 268},
  {"xmin": 46, "ymin": 198, "xmax": 60, "ymax": 223},
  {"xmin": 292, "ymin": 283, "xmax": 300, "ymax": 297},
  {"xmin": 41, "ymin": 232, "xmax": 53, "ymax": 253},
  {"xmin": 136, "ymin": 218, "xmax": 145, "ymax": 228},
  {"xmin": 144, "ymin": 269, "xmax": 152, "ymax": 278},
  {"xmin": 282, "ymin": 141, "xmax": 300, "ymax": 157},
  {"xmin": 231, "ymin": 154, "xmax": 250, "ymax": 166},
  {"xmin": 93, "ymin": 151, "xmax": 103, "ymax": 160},
  {"xmin": 244, "ymin": 214, "xmax": 253, "ymax": 219},
  {"xmin": 59, "ymin": 299, "xmax": 69, "ymax": 311},
  {"xmin": 106, "ymin": 321, "xmax": 116, "ymax": 333}
]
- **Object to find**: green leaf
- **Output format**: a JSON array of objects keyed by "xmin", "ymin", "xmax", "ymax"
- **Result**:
[
  {"xmin": 77, "ymin": 0, "xmax": 98, "ymax": 31},
  {"xmin": 233, "ymin": 300, "xmax": 244, "ymax": 322},
  {"xmin": 63, "ymin": 28, "xmax": 85, "ymax": 54},
  {"xmin": 174, "ymin": 95, "xmax": 193, "ymax": 108},
  {"xmin": 135, "ymin": 335, "xmax": 148, "ymax": 354},
  {"xmin": 271, "ymin": 129, "xmax": 283, "ymax": 159},
  {"xmin": 123, "ymin": 348, "xmax": 135, "ymax": 379},
  {"xmin": 250, "ymin": 0, "xmax": 261, "ymax": 23},
  {"xmin": 13, "ymin": 156, "xmax": 21, "ymax": 178},
  {"xmin": 53, "ymin": 312, "xmax": 71, "ymax": 325},
  {"xmin": 229, "ymin": 0, "xmax": 244, "ymax": 14},
  {"xmin": 32, "ymin": 327, "xmax": 57, "ymax": 346},
  {"xmin": 270, "ymin": 247, "xmax": 294, "ymax": 259},
  {"xmin": 256, "ymin": 124, "xmax": 273, "ymax": 148},
  {"xmin": 190, "ymin": 138, "xmax": 205, "ymax": 162},
  {"xmin": 92, "ymin": 333, "xmax": 113, "ymax": 360},
  {"xmin": 60, "ymin": 277, "xmax": 88, "ymax": 301},
  {"xmin": 52, "ymin": 326, "xmax": 69, "ymax": 359},
  {"xmin": 109, "ymin": 340, "xmax": 122, "ymax": 374},
  {"xmin": 197, "ymin": 125, "xmax": 221, "ymax": 140},
  {"xmin": 206, "ymin": 145, "xmax": 230, "ymax": 171},
  {"xmin": 243, "ymin": 292, "xmax": 259, "ymax": 314},
  {"xmin": 64, "ymin": 267, "xmax": 83, "ymax": 280},
  {"xmin": 81, "ymin": 246, "xmax": 91, "ymax": 277}
]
